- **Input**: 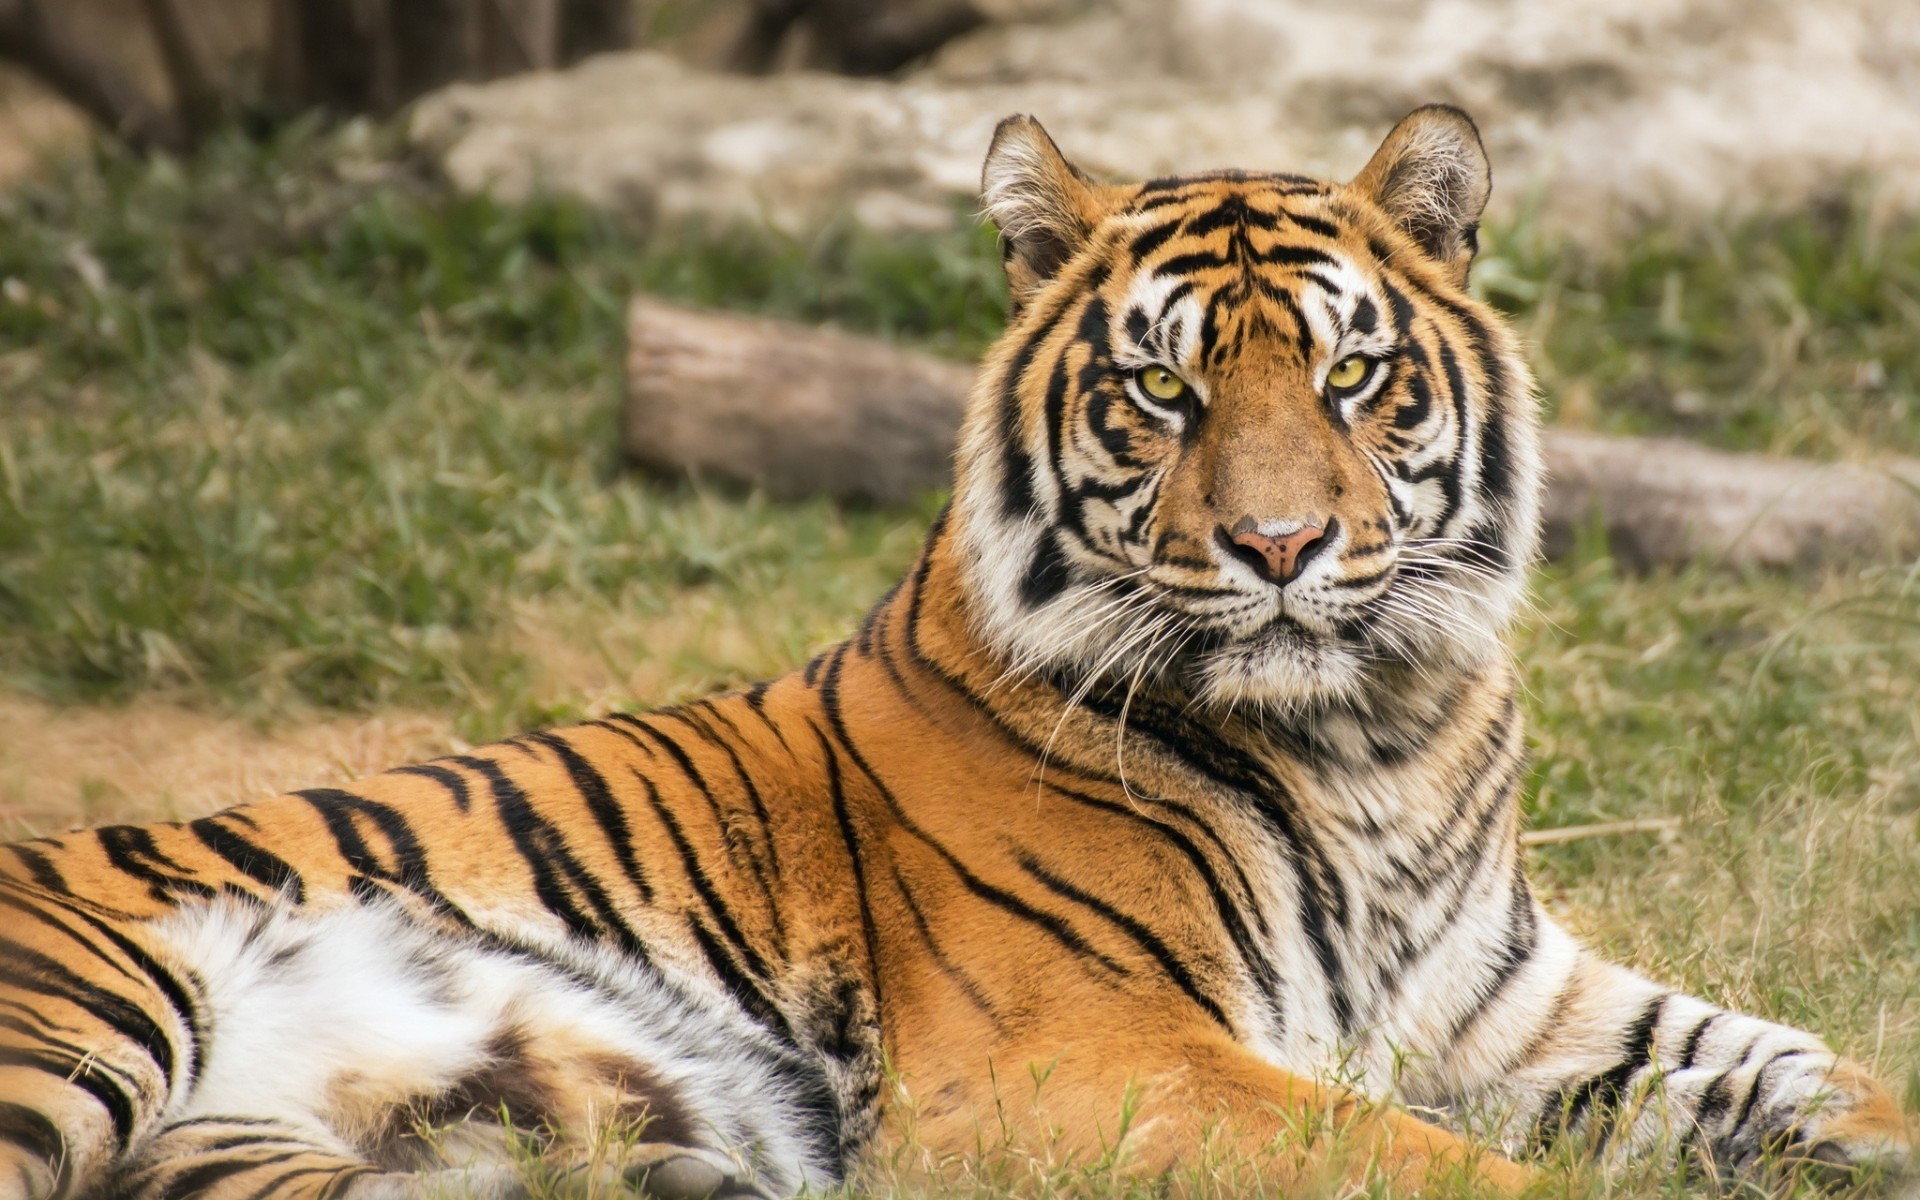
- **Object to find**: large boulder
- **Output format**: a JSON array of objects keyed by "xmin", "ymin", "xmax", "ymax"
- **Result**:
[
  {"xmin": 411, "ymin": 0, "xmax": 1920, "ymax": 241},
  {"xmin": 409, "ymin": 51, "xmax": 1352, "ymax": 235}
]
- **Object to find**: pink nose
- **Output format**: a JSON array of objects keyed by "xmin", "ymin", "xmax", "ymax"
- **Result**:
[{"xmin": 1223, "ymin": 517, "xmax": 1329, "ymax": 586}]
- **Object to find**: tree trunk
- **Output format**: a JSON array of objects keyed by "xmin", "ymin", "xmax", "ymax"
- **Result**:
[
  {"xmin": 728, "ymin": 0, "xmax": 984, "ymax": 76},
  {"xmin": 266, "ymin": 0, "xmax": 389, "ymax": 112},
  {"xmin": 475, "ymin": 0, "xmax": 561, "ymax": 77},
  {"xmin": 138, "ymin": 0, "xmax": 224, "ymax": 141},
  {"xmin": 0, "ymin": 0, "xmax": 185, "ymax": 151},
  {"xmin": 388, "ymin": 0, "xmax": 478, "ymax": 105},
  {"xmin": 558, "ymin": 0, "xmax": 636, "ymax": 64}
]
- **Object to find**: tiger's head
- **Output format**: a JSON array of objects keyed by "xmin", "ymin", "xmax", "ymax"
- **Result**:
[{"xmin": 950, "ymin": 106, "xmax": 1543, "ymax": 715}]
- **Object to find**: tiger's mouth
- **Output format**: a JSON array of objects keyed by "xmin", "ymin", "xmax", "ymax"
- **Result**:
[{"xmin": 1102, "ymin": 535, "xmax": 1510, "ymax": 710}]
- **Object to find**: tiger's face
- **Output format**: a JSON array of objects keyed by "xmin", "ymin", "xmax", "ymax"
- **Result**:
[{"xmin": 952, "ymin": 107, "xmax": 1543, "ymax": 713}]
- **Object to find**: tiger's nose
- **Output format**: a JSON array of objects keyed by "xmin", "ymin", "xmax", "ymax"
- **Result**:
[{"xmin": 1220, "ymin": 516, "xmax": 1332, "ymax": 587}]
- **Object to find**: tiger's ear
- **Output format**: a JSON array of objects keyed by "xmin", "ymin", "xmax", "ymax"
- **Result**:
[
  {"xmin": 981, "ymin": 115, "xmax": 1104, "ymax": 312},
  {"xmin": 1350, "ymin": 105, "xmax": 1491, "ymax": 284}
]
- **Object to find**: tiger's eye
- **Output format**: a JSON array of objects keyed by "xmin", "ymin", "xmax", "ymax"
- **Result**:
[
  {"xmin": 1326, "ymin": 356, "xmax": 1370, "ymax": 391},
  {"xmin": 1138, "ymin": 366, "xmax": 1189, "ymax": 403}
]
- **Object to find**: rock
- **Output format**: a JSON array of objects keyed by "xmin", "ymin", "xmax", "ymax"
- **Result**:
[
  {"xmin": 624, "ymin": 298, "xmax": 1920, "ymax": 571},
  {"xmin": 411, "ymin": 0, "xmax": 1920, "ymax": 243},
  {"xmin": 411, "ymin": 52, "xmax": 1350, "ymax": 236}
]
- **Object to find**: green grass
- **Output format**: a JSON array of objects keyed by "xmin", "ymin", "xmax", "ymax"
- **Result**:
[
  {"xmin": 0, "ymin": 124, "xmax": 1916, "ymax": 1193},
  {"xmin": 1479, "ymin": 193, "xmax": 1920, "ymax": 457},
  {"xmin": 0, "ymin": 125, "xmax": 991, "ymax": 728}
]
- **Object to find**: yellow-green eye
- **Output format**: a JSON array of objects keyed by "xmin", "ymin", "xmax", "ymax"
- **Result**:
[
  {"xmin": 1137, "ymin": 366, "xmax": 1189, "ymax": 403},
  {"xmin": 1326, "ymin": 355, "xmax": 1371, "ymax": 391}
]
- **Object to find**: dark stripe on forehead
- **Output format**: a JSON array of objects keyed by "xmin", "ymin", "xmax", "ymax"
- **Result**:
[
  {"xmin": 1284, "ymin": 210, "xmax": 1341, "ymax": 239},
  {"xmin": 1256, "ymin": 243, "xmax": 1337, "ymax": 270},
  {"xmin": 1300, "ymin": 270, "xmax": 1342, "ymax": 297},
  {"xmin": 1129, "ymin": 218, "xmax": 1183, "ymax": 262},
  {"xmin": 1253, "ymin": 278, "xmax": 1311, "ymax": 349},
  {"xmin": 1180, "ymin": 194, "xmax": 1281, "ymax": 238},
  {"xmin": 1155, "ymin": 249, "xmax": 1231, "ymax": 278}
]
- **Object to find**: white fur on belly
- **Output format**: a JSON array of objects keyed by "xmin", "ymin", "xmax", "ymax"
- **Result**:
[{"xmin": 147, "ymin": 897, "xmax": 835, "ymax": 1193}]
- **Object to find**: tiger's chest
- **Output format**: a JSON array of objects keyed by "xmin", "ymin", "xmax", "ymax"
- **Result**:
[{"xmin": 1217, "ymin": 729, "xmax": 1530, "ymax": 1095}]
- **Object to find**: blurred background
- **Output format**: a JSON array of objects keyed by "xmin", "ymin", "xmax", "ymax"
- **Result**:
[{"xmin": 0, "ymin": 0, "xmax": 1916, "ymax": 1159}]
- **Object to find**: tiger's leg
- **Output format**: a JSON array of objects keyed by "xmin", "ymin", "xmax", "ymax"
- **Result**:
[
  {"xmin": 0, "ymin": 885, "xmax": 192, "ymax": 1200},
  {"xmin": 903, "ymin": 1031, "xmax": 1532, "ymax": 1196},
  {"xmin": 112, "ymin": 1118, "xmax": 444, "ymax": 1200},
  {"xmin": 1437, "ymin": 920, "xmax": 1912, "ymax": 1184},
  {"xmin": 112, "ymin": 1116, "xmax": 768, "ymax": 1200}
]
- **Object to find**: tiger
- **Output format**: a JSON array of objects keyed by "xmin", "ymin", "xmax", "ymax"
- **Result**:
[{"xmin": 1, "ymin": 104, "xmax": 1912, "ymax": 1200}]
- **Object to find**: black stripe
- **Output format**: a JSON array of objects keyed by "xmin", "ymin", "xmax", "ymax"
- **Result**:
[
  {"xmin": 626, "ymin": 768, "xmax": 784, "ymax": 1004},
  {"xmin": 0, "ymin": 1046, "xmax": 136, "ymax": 1145},
  {"xmin": 1046, "ymin": 784, "xmax": 1281, "ymax": 1023},
  {"xmin": 1285, "ymin": 210, "xmax": 1340, "ymax": 239},
  {"xmin": 1014, "ymin": 850, "xmax": 1229, "ymax": 1030},
  {"xmin": 889, "ymin": 863, "xmax": 1000, "ymax": 1024},
  {"xmin": 96, "ymin": 825, "xmax": 213, "ymax": 903},
  {"xmin": 611, "ymin": 714, "xmax": 786, "ymax": 934},
  {"xmin": 1443, "ymin": 866, "xmax": 1539, "ymax": 1045},
  {"xmin": 0, "ymin": 890, "xmax": 151, "ymax": 993},
  {"xmin": 5, "ymin": 845, "xmax": 67, "ymax": 894},
  {"xmin": 188, "ymin": 816, "xmax": 306, "ymax": 904},
  {"xmin": 1127, "ymin": 217, "xmax": 1183, "ymax": 262},
  {"xmin": 292, "ymin": 788, "xmax": 468, "ymax": 923},
  {"xmin": 1254, "ymin": 242, "xmax": 1336, "ymax": 270},
  {"xmin": 388, "ymin": 763, "xmax": 473, "ymax": 812},
  {"xmin": 1062, "ymin": 684, "xmax": 1355, "ymax": 1028},
  {"xmin": 1730, "ymin": 1048, "xmax": 1810, "ymax": 1137},
  {"xmin": 434, "ymin": 763, "xmax": 641, "ymax": 952},
  {"xmin": 663, "ymin": 707, "xmax": 783, "ymax": 877},
  {"xmin": 0, "ymin": 1102, "xmax": 65, "ymax": 1186},
  {"xmin": 525, "ymin": 730, "xmax": 655, "ymax": 905},
  {"xmin": 1019, "ymin": 532, "xmax": 1073, "ymax": 608},
  {"xmin": 1678, "ymin": 1012, "xmax": 1721, "ymax": 1070},
  {"xmin": 1537, "ymin": 993, "xmax": 1669, "ymax": 1146},
  {"xmin": 1154, "ymin": 249, "xmax": 1230, "ymax": 277},
  {"xmin": 53, "ymin": 903, "xmax": 202, "ymax": 1090},
  {"xmin": 239, "ymin": 1163, "xmax": 365, "ymax": 1200},
  {"xmin": 683, "ymin": 909, "xmax": 791, "ymax": 1040},
  {"xmin": 0, "ymin": 935, "xmax": 175, "ymax": 1084},
  {"xmin": 816, "ymin": 656, "xmax": 1128, "ymax": 978},
  {"xmin": 811, "ymin": 721, "xmax": 886, "ymax": 1030},
  {"xmin": 158, "ymin": 1149, "xmax": 315, "ymax": 1198}
]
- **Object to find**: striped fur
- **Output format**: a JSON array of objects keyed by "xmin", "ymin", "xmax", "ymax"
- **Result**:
[{"xmin": 0, "ymin": 107, "xmax": 1910, "ymax": 1199}]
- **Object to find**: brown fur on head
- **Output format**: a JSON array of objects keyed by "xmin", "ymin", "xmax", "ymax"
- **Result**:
[{"xmin": 955, "ymin": 107, "xmax": 1541, "ymax": 716}]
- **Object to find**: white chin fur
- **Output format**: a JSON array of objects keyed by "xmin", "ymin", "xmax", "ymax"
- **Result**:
[{"xmin": 1190, "ymin": 632, "xmax": 1371, "ymax": 712}]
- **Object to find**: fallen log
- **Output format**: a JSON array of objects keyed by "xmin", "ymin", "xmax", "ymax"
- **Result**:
[
  {"xmin": 625, "ymin": 297, "xmax": 1920, "ymax": 571},
  {"xmin": 625, "ymin": 297, "xmax": 972, "ymax": 507}
]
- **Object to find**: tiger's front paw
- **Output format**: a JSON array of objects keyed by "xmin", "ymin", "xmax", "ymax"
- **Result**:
[{"xmin": 1781, "ymin": 1062, "xmax": 1914, "ymax": 1193}]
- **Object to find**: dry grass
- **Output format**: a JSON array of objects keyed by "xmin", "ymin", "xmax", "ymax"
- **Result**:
[{"xmin": 0, "ymin": 693, "xmax": 454, "ymax": 834}]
